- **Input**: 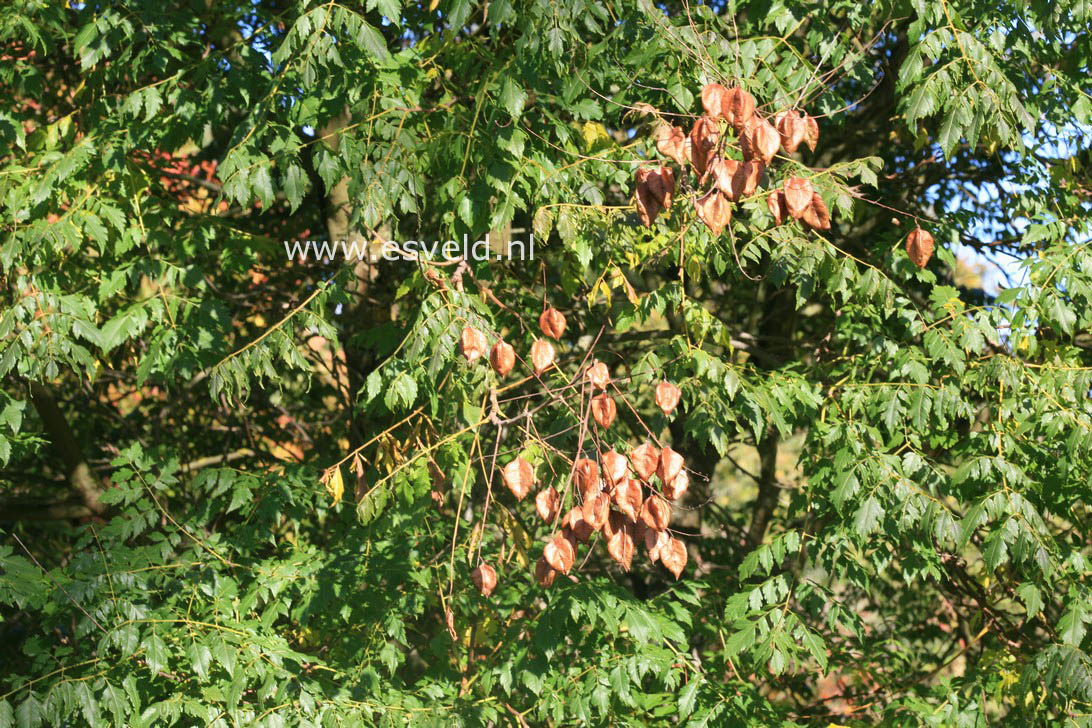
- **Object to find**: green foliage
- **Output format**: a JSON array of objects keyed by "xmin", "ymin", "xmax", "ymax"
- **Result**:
[{"xmin": 2, "ymin": 0, "xmax": 1092, "ymax": 725}]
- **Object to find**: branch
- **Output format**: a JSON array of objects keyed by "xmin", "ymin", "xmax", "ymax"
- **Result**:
[
  {"xmin": 180, "ymin": 448, "xmax": 255, "ymax": 472},
  {"xmin": 144, "ymin": 165, "xmax": 223, "ymax": 194},
  {"xmin": 0, "ymin": 499, "xmax": 93, "ymax": 521}
]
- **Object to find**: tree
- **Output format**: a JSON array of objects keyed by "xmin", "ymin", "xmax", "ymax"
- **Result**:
[{"xmin": 1, "ymin": 0, "xmax": 1091, "ymax": 724}]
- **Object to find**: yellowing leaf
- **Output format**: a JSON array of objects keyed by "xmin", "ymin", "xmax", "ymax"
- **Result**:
[
  {"xmin": 581, "ymin": 121, "xmax": 610, "ymax": 152},
  {"xmin": 471, "ymin": 613, "xmax": 499, "ymax": 647},
  {"xmin": 612, "ymin": 266, "xmax": 639, "ymax": 305},
  {"xmin": 999, "ymin": 668, "xmax": 1019, "ymax": 692},
  {"xmin": 324, "ymin": 466, "xmax": 345, "ymax": 506},
  {"xmin": 587, "ymin": 275, "xmax": 611, "ymax": 306},
  {"xmin": 466, "ymin": 522, "xmax": 483, "ymax": 566},
  {"xmin": 495, "ymin": 507, "xmax": 531, "ymax": 568}
]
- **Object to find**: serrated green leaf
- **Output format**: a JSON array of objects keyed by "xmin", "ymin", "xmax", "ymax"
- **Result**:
[{"xmin": 499, "ymin": 77, "xmax": 528, "ymax": 119}]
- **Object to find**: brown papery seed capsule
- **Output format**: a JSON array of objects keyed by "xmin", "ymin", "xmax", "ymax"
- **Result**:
[
  {"xmin": 801, "ymin": 193, "xmax": 831, "ymax": 231},
  {"xmin": 490, "ymin": 340, "xmax": 515, "ymax": 377},
  {"xmin": 768, "ymin": 190, "xmax": 789, "ymax": 226},
  {"xmin": 601, "ymin": 449, "xmax": 629, "ymax": 487},
  {"xmin": 774, "ymin": 110, "xmax": 808, "ymax": 155},
  {"xmin": 722, "ymin": 86, "xmax": 756, "ymax": 131},
  {"xmin": 701, "ymin": 82, "xmax": 728, "ymax": 118},
  {"xmin": 539, "ymin": 307, "xmax": 566, "ymax": 340},
  {"xmin": 535, "ymin": 556, "xmax": 557, "ymax": 587},
  {"xmin": 535, "ymin": 554, "xmax": 559, "ymax": 589},
  {"xmin": 687, "ymin": 116, "xmax": 721, "ymax": 176},
  {"xmin": 630, "ymin": 443, "xmax": 660, "ymax": 482},
  {"xmin": 602, "ymin": 510, "xmax": 625, "ymax": 542},
  {"xmin": 783, "ymin": 177, "xmax": 814, "ymax": 220},
  {"xmin": 591, "ymin": 393, "xmax": 617, "ymax": 429},
  {"xmin": 732, "ymin": 160, "xmax": 764, "ymax": 200},
  {"xmin": 655, "ymin": 380, "xmax": 681, "ymax": 415},
  {"xmin": 582, "ymin": 491, "xmax": 610, "ymax": 531},
  {"xmin": 742, "ymin": 117, "xmax": 779, "ymax": 165},
  {"xmin": 657, "ymin": 446, "xmax": 684, "ymax": 487},
  {"xmin": 711, "ymin": 157, "xmax": 740, "ymax": 200},
  {"xmin": 535, "ymin": 487, "xmax": 560, "ymax": 523},
  {"xmin": 804, "ymin": 114, "xmax": 819, "ymax": 151},
  {"xmin": 906, "ymin": 227, "xmax": 935, "ymax": 268},
  {"xmin": 694, "ymin": 190, "xmax": 731, "ymax": 237},
  {"xmin": 564, "ymin": 507, "xmax": 594, "ymax": 543},
  {"xmin": 501, "ymin": 457, "xmax": 534, "ymax": 501},
  {"xmin": 660, "ymin": 537, "xmax": 688, "ymax": 579},
  {"xmin": 585, "ymin": 360, "xmax": 609, "ymax": 390},
  {"xmin": 471, "ymin": 562, "xmax": 497, "ymax": 597},
  {"xmin": 645, "ymin": 527, "xmax": 669, "ymax": 563},
  {"xmin": 544, "ymin": 532, "xmax": 575, "ymax": 574},
  {"xmin": 614, "ymin": 478, "xmax": 643, "ymax": 522},
  {"xmin": 640, "ymin": 494, "xmax": 671, "ymax": 531},
  {"xmin": 663, "ymin": 470, "xmax": 689, "ymax": 501},
  {"xmin": 572, "ymin": 458, "xmax": 599, "ymax": 495},
  {"xmin": 607, "ymin": 522, "xmax": 635, "ymax": 571},
  {"xmin": 530, "ymin": 338, "xmax": 555, "ymax": 374},
  {"xmin": 655, "ymin": 124, "xmax": 687, "ymax": 166},
  {"xmin": 635, "ymin": 167, "xmax": 663, "ymax": 228},
  {"xmin": 460, "ymin": 326, "xmax": 488, "ymax": 363}
]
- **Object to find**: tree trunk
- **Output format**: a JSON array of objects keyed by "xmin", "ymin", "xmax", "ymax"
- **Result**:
[
  {"xmin": 28, "ymin": 383, "xmax": 104, "ymax": 515},
  {"xmin": 746, "ymin": 426, "xmax": 780, "ymax": 546}
]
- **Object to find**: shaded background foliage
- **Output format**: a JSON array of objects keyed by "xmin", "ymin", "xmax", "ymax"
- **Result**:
[{"xmin": 1, "ymin": 0, "xmax": 1091, "ymax": 725}]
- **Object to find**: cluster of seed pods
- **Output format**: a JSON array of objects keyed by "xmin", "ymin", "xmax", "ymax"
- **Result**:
[
  {"xmin": 459, "ymin": 307, "xmax": 691, "ymax": 597},
  {"xmin": 635, "ymin": 82, "xmax": 831, "ymax": 236},
  {"xmin": 529, "ymin": 435, "xmax": 690, "ymax": 588},
  {"xmin": 458, "ymin": 306, "xmax": 566, "ymax": 378}
]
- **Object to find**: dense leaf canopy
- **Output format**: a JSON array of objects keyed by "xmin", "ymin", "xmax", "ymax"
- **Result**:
[{"xmin": 2, "ymin": 0, "xmax": 1091, "ymax": 725}]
